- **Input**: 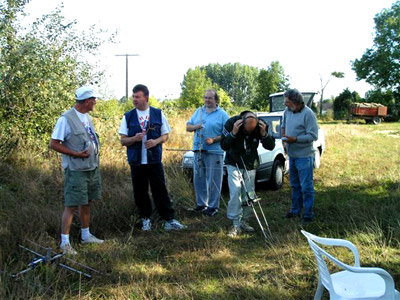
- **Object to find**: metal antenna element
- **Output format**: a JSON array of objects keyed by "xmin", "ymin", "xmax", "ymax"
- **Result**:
[
  {"xmin": 115, "ymin": 54, "xmax": 139, "ymax": 101},
  {"xmin": 196, "ymin": 107, "xmax": 204, "ymax": 178},
  {"xmin": 7, "ymin": 240, "xmax": 101, "ymax": 279},
  {"xmin": 237, "ymin": 156, "xmax": 272, "ymax": 242}
]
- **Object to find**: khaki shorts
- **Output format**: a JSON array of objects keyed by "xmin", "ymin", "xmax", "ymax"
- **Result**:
[{"xmin": 64, "ymin": 167, "xmax": 102, "ymax": 207}]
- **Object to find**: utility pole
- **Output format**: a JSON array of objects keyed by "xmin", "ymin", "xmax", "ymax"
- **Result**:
[{"xmin": 115, "ymin": 54, "xmax": 139, "ymax": 101}]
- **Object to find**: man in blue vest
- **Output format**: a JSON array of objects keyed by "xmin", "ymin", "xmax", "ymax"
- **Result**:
[
  {"xmin": 50, "ymin": 86, "xmax": 104, "ymax": 255},
  {"xmin": 119, "ymin": 84, "xmax": 186, "ymax": 231}
]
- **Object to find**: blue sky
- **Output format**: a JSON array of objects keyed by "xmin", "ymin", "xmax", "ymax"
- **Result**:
[{"xmin": 25, "ymin": 0, "xmax": 396, "ymax": 100}]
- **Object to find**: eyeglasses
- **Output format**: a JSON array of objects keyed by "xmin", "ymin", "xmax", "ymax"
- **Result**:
[{"xmin": 204, "ymin": 96, "xmax": 214, "ymax": 100}]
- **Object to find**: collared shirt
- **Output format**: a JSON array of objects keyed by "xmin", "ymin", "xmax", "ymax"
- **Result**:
[
  {"xmin": 119, "ymin": 107, "xmax": 170, "ymax": 164},
  {"xmin": 187, "ymin": 105, "xmax": 229, "ymax": 154}
]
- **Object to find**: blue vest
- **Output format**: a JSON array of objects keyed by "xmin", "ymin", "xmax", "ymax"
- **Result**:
[{"xmin": 125, "ymin": 107, "xmax": 163, "ymax": 165}]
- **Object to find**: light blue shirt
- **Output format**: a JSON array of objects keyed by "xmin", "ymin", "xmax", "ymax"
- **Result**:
[{"xmin": 187, "ymin": 106, "xmax": 229, "ymax": 154}]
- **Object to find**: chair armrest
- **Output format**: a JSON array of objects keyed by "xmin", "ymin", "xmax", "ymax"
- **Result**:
[
  {"xmin": 301, "ymin": 230, "xmax": 361, "ymax": 267},
  {"xmin": 324, "ymin": 249, "xmax": 396, "ymax": 294}
]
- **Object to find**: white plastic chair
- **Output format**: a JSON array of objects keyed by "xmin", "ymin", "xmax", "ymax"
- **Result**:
[{"xmin": 301, "ymin": 230, "xmax": 400, "ymax": 300}]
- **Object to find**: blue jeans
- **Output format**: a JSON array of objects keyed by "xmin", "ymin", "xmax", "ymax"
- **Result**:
[
  {"xmin": 289, "ymin": 157, "xmax": 315, "ymax": 219},
  {"xmin": 193, "ymin": 152, "xmax": 224, "ymax": 209}
]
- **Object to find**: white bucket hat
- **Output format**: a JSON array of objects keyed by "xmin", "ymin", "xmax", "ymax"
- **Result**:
[{"xmin": 75, "ymin": 86, "xmax": 102, "ymax": 101}]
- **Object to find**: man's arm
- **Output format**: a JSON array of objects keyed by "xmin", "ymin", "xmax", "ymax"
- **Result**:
[
  {"xmin": 50, "ymin": 139, "xmax": 89, "ymax": 158},
  {"xmin": 145, "ymin": 133, "xmax": 168, "ymax": 149},
  {"xmin": 258, "ymin": 121, "xmax": 275, "ymax": 150},
  {"xmin": 205, "ymin": 135, "xmax": 222, "ymax": 145},
  {"xmin": 186, "ymin": 108, "xmax": 202, "ymax": 132},
  {"xmin": 296, "ymin": 112, "xmax": 318, "ymax": 143},
  {"xmin": 120, "ymin": 133, "xmax": 144, "ymax": 147},
  {"xmin": 260, "ymin": 134, "xmax": 275, "ymax": 151},
  {"xmin": 186, "ymin": 123, "xmax": 202, "ymax": 132},
  {"xmin": 220, "ymin": 119, "xmax": 237, "ymax": 151}
]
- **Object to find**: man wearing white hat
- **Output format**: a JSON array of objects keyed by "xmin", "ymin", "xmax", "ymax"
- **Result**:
[{"xmin": 50, "ymin": 86, "xmax": 104, "ymax": 255}]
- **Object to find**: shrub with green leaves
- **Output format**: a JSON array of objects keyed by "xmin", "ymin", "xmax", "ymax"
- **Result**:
[{"xmin": 0, "ymin": 1, "xmax": 115, "ymax": 156}]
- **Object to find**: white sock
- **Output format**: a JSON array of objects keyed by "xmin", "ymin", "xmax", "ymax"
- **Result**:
[
  {"xmin": 61, "ymin": 234, "xmax": 70, "ymax": 247},
  {"xmin": 81, "ymin": 227, "xmax": 90, "ymax": 240}
]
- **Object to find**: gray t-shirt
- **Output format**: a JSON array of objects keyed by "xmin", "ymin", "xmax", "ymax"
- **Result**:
[{"xmin": 282, "ymin": 106, "xmax": 318, "ymax": 158}]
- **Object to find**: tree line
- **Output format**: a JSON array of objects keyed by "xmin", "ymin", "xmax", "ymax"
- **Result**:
[
  {"xmin": 1, "ymin": 0, "xmax": 399, "ymax": 158},
  {"xmin": 178, "ymin": 61, "xmax": 289, "ymax": 110}
]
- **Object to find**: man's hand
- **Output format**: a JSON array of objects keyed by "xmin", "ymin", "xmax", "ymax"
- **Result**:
[
  {"xmin": 145, "ymin": 139, "xmax": 158, "ymax": 149},
  {"xmin": 283, "ymin": 135, "xmax": 297, "ymax": 143},
  {"xmin": 232, "ymin": 119, "xmax": 243, "ymax": 135},
  {"xmin": 76, "ymin": 149, "xmax": 90, "ymax": 158},
  {"xmin": 134, "ymin": 132, "xmax": 145, "ymax": 142},
  {"xmin": 204, "ymin": 138, "xmax": 214, "ymax": 145},
  {"xmin": 259, "ymin": 120, "xmax": 267, "ymax": 137}
]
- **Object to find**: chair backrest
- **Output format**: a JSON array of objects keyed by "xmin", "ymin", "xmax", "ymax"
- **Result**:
[
  {"xmin": 301, "ymin": 230, "xmax": 398, "ymax": 300},
  {"xmin": 301, "ymin": 230, "xmax": 335, "ymax": 292}
]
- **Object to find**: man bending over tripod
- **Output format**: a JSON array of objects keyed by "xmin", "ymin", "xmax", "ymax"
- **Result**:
[{"xmin": 221, "ymin": 111, "xmax": 275, "ymax": 237}]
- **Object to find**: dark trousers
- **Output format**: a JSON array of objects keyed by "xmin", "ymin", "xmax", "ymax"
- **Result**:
[{"xmin": 129, "ymin": 162, "xmax": 175, "ymax": 221}]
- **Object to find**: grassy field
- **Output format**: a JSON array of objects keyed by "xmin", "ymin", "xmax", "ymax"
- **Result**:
[{"xmin": 0, "ymin": 109, "xmax": 399, "ymax": 299}]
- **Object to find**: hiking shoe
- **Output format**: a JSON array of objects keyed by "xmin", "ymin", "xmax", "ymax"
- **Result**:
[
  {"xmin": 164, "ymin": 219, "xmax": 187, "ymax": 230},
  {"xmin": 240, "ymin": 221, "xmax": 255, "ymax": 232},
  {"xmin": 204, "ymin": 207, "xmax": 218, "ymax": 217},
  {"xmin": 192, "ymin": 205, "xmax": 207, "ymax": 213},
  {"xmin": 227, "ymin": 225, "xmax": 241, "ymax": 238},
  {"xmin": 301, "ymin": 217, "xmax": 314, "ymax": 224},
  {"xmin": 285, "ymin": 212, "xmax": 300, "ymax": 219},
  {"xmin": 81, "ymin": 234, "xmax": 104, "ymax": 244},
  {"xmin": 142, "ymin": 218, "xmax": 151, "ymax": 231},
  {"xmin": 60, "ymin": 243, "xmax": 77, "ymax": 256}
]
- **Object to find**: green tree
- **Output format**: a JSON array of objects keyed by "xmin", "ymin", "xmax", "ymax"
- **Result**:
[
  {"xmin": 180, "ymin": 67, "xmax": 232, "ymax": 109},
  {"xmin": 352, "ymin": 1, "xmax": 400, "ymax": 94},
  {"xmin": 333, "ymin": 88, "xmax": 360, "ymax": 119},
  {"xmin": 365, "ymin": 89, "xmax": 399, "ymax": 118},
  {"xmin": 180, "ymin": 67, "xmax": 213, "ymax": 108},
  {"xmin": 216, "ymin": 88, "xmax": 232, "ymax": 109},
  {"xmin": 0, "ymin": 1, "xmax": 114, "ymax": 155},
  {"xmin": 252, "ymin": 61, "xmax": 289, "ymax": 111},
  {"xmin": 202, "ymin": 63, "xmax": 259, "ymax": 106}
]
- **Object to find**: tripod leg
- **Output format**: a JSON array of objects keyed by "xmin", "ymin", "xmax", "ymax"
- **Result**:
[
  {"xmin": 257, "ymin": 201, "xmax": 272, "ymax": 237},
  {"xmin": 250, "ymin": 203, "xmax": 268, "ymax": 241}
]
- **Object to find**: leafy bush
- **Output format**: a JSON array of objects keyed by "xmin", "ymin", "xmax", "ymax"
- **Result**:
[{"xmin": 0, "ymin": 2, "xmax": 114, "ymax": 156}]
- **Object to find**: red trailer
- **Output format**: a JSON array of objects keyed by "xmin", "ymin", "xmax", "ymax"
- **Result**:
[{"xmin": 348, "ymin": 103, "xmax": 388, "ymax": 125}]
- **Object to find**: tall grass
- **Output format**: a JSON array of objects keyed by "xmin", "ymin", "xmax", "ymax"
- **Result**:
[{"xmin": 0, "ymin": 105, "xmax": 399, "ymax": 299}]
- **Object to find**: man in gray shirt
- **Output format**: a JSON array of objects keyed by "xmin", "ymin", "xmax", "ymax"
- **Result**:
[{"xmin": 281, "ymin": 89, "xmax": 318, "ymax": 223}]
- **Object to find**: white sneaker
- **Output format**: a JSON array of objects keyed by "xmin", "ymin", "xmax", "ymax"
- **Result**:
[
  {"xmin": 164, "ymin": 219, "xmax": 187, "ymax": 230},
  {"xmin": 228, "ymin": 225, "xmax": 241, "ymax": 237},
  {"xmin": 142, "ymin": 218, "xmax": 151, "ymax": 231},
  {"xmin": 60, "ymin": 243, "xmax": 78, "ymax": 256},
  {"xmin": 81, "ymin": 234, "xmax": 104, "ymax": 244},
  {"xmin": 240, "ymin": 221, "xmax": 255, "ymax": 232}
]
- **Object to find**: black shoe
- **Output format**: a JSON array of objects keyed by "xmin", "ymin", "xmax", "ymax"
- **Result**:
[
  {"xmin": 301, "ymin": 217, "xmax": 314, "ymax": 224},
  {"xmin": 192, "ymin": 205, "xmax": 207, "ymax": 213},
  {"xmin": 285, "ymin": 212, "xmax": 300, "ymax": 219},
  {"xmin": 204, "ymin": 207, "xmax": 218, "ymax": 217}
]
